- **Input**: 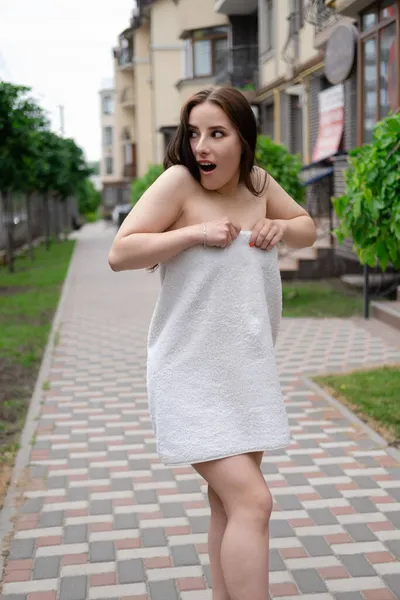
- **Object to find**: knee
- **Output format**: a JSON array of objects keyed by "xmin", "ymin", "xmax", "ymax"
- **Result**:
[{"xmin": 240, "ymin": 487, "xmax": 273, "ymax": 527}]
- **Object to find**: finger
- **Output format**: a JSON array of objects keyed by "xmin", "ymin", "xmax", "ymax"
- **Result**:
[
  {"xmin": 267, "ymin": 230, "xmax": 283, "ymax": 249},
  {"xmin": 233, "ymin": 222, "xmax": 242, "ymax": 235},
  {"xmin": 260, "ymin": 227, "xmax": 277, "ymax": 249},
  {"xmin": 229, "ymin": 223, "xmax": 239, "ymax": 240},
  {"xmin": 250, "ymin": 224, "xmax": 264, "ymax": 247},
  {"xmin": 255, "ymin": 224, "xmax": 272, "ymax": 247}
]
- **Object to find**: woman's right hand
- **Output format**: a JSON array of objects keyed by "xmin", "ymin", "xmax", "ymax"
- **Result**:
[{"xmin": 202, "ymin": 217, "xmax": 241, "ymax": 248}]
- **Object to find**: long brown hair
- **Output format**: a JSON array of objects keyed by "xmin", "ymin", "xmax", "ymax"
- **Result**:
[{"xmin": 164, "ymin": 86, "xmax": 267, "ymax": 196}]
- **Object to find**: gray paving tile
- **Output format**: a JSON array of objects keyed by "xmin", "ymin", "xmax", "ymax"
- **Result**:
[
  {"xmin": 59, "ymin": 575, "xmax": 87, "ymax": 600},
  {"xmin": 148, "ymin": 580, "xmax": 179, "ymax": 600},
  {"xmin": 334, "ymin": 592, "xmax": 365, "ymax": 600},
  {"xmin": 189, "ymin": 516, "xmax": 209, "ymax": 534},
  {"xmin": 39, "ymin": 510, "xmax": 65, "ymax": 527},
  {"xmin": 67, "ymin": 487, "xmax": 90, "ymax": 501},
  {"xmin": 386, "ymin": 511, "xmax": 400, "ymax": 528},
  {"xmin": 135, "ymin": 490, "xmax": 158, "ymax": 504},
  {"xmin": 110, "ymin": 478, "xmax": 134, "ymax": 492},
  {"xmin": 0, "ymin": 595, "xmax": 27, "ymax": 600},
  {"xmin": 161, "ymin": 503, "xmax": 186, "ymax": 518},
  {"xmin": 9, "ymin": 539, "xmax": 35, "ymax": 560},
  {"xmin": 340, "ymin": 554, "xmax": 377, "ymax": 576},
  {"xmin": 64, "ymin": 524, "xmax": 87, "ymax": 544},
  {"xmin": 269, "ymin": 520, "xmax": 295, "ymax": 538},
  {"xmin": 384, "ymin": 573, "xmax": 400, "ymax": 596},
  {"xmin": 90, "ymin": 499, "xmax": 113, "ymax": 515},
  {"xmin": 114, "ymin": 513, "xmax": 139, "ymax": 530},
  {"xmin": 348, "ymin": 497, "xmax": 379, "ymax": 513},
  {"xmin": 315, "ymin": 485, "xmax": 343, "ymax": 499},
  {"xmin": 90, "ymin": 541, "xmax": 115, "ymax": 562},
  {"xmin": 385, "ymin": 539, "xmax": 400, "ymax": 559},
  {"xmin": 308, "ymin": 508, "xmax": 338, "ymax": 525},
  {"xmin": 276, "ymin": 495, "xmax": 303, "ymax": 510},
  {"xmin": 269, "ymin": 549, "xmax": 286, "ymax": 571},
  {"xmin": 301, "ymin": 536, "xmax": 334, "ymax": 556},
  {"xmin": 20, "ymin": 498, "xmax": 43, "ymax": 513},
  {"xmin": 171, "ymin": 545, "xmax": 200, "ymax": 566},
  {"xmin": 142, "ymin": 527, "xmax": 167, "ymax": 547},
  {"xmin": 344, "ymin": 523, "xmax": 377, "ymax": 542},
  {"xmin": 118, "ymin": 559, "xmax": 145, "ymax": 583},
  {"xmin": 291, "ymin": 568, "xmax": 327, "ymax": 593},
  {"xmin": 33, "ymin": 556, "xmax": 61, "ymax": 579},
  {"xmin": 177, "ymin": 480, "xmax": 202, "ymax": 493}
]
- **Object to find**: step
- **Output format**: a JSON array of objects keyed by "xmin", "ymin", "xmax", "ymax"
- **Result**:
[
  {"xmin": 371, "ymin": 300, "xmax": 400, "ymax": 331},
  {"xmin": 341, "ymin": 273, "xmax": 397, "ymax": 290}
]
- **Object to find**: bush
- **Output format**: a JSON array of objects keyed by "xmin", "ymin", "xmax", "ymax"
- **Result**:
[
  {"xmin": 78, "ymin": 178, "xmax": 101, "ymax": 216},
  {"xmin": 256, "ymin": 136, "xmax": 305, "ymax": 204},
  {"xmin": 131, "ymin": 164, "xmax": 164, "ymax": 206},
  {"xmin": 332, "ymin": 113, "xmax": 400, "ymax": 271}
]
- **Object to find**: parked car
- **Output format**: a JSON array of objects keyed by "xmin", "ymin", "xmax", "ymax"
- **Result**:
[{"xmin": 112, "ymin": 204, "xmax": 132, "ymax": 227}]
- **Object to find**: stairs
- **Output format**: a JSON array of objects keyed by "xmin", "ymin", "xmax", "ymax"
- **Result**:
[
  {"xmin": 371, "ymin": 287, "xmax": 400, "ymax": 331},
  {"xmin": 278, "ymin": 218, "xmax": 342, "ymax": 280}
]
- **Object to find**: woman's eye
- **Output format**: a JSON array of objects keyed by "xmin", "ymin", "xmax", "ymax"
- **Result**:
[
  {"xmin": 213, "ymin": 131, "xmax": 224, "ymax": 138},
  {"xmin": 189, "ymin": 131, "xmax": 197, "ymax": 138}
]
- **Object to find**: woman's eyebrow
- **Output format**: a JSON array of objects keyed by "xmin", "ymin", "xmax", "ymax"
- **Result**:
[{"xmin": 188, "ymin": 125, "xmax": 228, "ymax": 131}]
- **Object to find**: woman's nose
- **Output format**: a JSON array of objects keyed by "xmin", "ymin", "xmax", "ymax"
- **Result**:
[{"xmin": 196, "ymin": 135, "xmax": 210, "ymax": 155}]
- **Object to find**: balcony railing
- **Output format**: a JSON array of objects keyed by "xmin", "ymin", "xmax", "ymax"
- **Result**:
[
  {"xmin": 118, "ymin": 47, "xmax": 133, "ymax": 67},
  {"xmin": 124, "ymin": 163, "xmax": 137, "ymax": 178},
  {"xmin": 215, "ymin": 45, "xmax": 259, "ymax": 90},
  {"xmin": 305, "ymin": 0, "xmax": 339, "ymax": 33}
]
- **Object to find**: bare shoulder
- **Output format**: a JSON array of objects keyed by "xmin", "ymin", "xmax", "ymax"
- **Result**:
[{"xmin": 160, "ymin": 164, "xmax": 195, "ymax": 189}]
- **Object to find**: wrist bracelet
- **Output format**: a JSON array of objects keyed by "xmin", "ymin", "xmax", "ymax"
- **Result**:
[{"xmin": 202, "ymin": 223, "xmax": 207, "ymax": 248}]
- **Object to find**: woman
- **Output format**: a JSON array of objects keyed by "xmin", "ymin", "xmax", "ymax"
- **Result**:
[{"xmin": 109, "ymin": 87, "xmax": 316, "ymax": 600}]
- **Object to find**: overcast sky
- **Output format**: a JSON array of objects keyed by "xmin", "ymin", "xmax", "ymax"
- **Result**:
[{"xmin": 1, "ymin": 0, "xmax": 134, "ymax": 162}]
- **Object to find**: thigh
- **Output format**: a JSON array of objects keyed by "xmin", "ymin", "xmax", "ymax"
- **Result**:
[{"xmin": 193, "ymin": 452, "xmax": 269, "ymax": 518}]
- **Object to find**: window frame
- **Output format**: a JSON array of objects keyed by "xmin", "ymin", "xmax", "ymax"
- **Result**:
[
  {"xmin": 185, "ymin": 26, "xmax": 229, "ymax": 79},
  {"xmin": 104, "ymin": 126, "xmax": 113, "ymax": 147},
  {"xmin": 358, "ymin": 0, "xmax": 399, "ymax": 144},
  {"xmin": 103, "ymin": 95, "xmax": 113, "ymax": 115},
  {"xmin": 105, "ymin": 156, "xmax": 113, "ymax": 176},
  {"xmin": 266, "ymin": 0, "xmax": 275, "ymax": 52}
]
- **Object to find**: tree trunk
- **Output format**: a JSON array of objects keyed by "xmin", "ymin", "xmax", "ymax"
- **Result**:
[
  {"xmin": 26, "ymin": 193, "xmax": 34, "ymax": 260},
  {"xmin": 3, "ymin": 191, "xmax": 15, "ymax": 272}
]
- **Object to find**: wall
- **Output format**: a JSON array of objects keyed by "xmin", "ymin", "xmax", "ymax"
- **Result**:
[
  {"xmin": 151, "ymin": 0, "xmax": 183, "ymax": 164},
  {"xmin": 176, "ymin": 0, "xmax": 228, "ymax": 35},
  {"xmin": 134, "ymin": 22, "xmax": 154, "ymax": 176},
  {"xmin": 114, "ymin": 57, "xmax": 136, "ymax": 181},
  {"xmin": 99, "ymin": 89, "xmax": 119, "ymax": 185}
]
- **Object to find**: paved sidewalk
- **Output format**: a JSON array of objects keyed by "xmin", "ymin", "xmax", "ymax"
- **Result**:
[{"xmin": 1, "ymin": 222, "xmax": 400, "ymax": 600}]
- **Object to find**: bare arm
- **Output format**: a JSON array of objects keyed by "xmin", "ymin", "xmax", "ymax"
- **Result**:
[
  {"xmin": 108, "ymin": 166, "xmax": 203, "ymax": 271},
  {"xmin": 266, "ymin": 174, "xmax": 317, "ymax": 248}
]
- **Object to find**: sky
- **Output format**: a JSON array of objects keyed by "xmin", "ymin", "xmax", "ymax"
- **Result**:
[{"xmin": 0, "ymin": 0, "xmax": 134, "ymax": 162}]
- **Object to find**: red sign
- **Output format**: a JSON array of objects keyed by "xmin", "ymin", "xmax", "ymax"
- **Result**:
[{"xmin": 312, "ymin": 84, "xmax": 344, "ymax": 163}]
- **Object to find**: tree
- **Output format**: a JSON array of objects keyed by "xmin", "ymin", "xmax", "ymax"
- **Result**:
[
  {"xmin": 78, "ymin": 179, "xmax": 101, "ymax": 219},
  {"xmin": 0, "ymin": 82, "xmax": 48, "ymax": 270},
  {"xmin": 333, "ymin": 113, "xmax": 400, "ymax": 271},
  {"xmin": 256, "ymin": 136, "xmax": 305, "ymax": 204},
  {"xmin": 131, "ymin": 164, "xmax": 164, "ymax": 206}
]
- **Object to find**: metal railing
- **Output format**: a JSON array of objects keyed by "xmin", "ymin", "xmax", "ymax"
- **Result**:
[
  {"xmin": 305, "ymin": 0, "xmax": 339, "ymax": 32},
  {"xmin": 215, "ymin": 45, "xmax": 259, "ymax": 89},
  {"xmin": 118, "ymin": 47, "xmax": 133, "ymax": 67}
]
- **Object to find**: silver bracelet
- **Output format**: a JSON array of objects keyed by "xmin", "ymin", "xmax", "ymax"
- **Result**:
[{"xmin": 202, "ymin": 223, "xmax": 207, "ymax": 248}]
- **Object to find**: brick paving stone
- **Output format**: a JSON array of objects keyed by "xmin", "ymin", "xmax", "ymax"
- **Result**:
[{"xmin": 1, "ymin": 224, "xmax": 400, "ymax": 599}]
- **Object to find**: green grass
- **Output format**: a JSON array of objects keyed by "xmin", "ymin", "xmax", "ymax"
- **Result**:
[
  {"xmin": 314, "ymin": 366, "xmax": 400, "ymax": 444},
  {"xmin": 0, "ymin": 241, "xmax": 75, "ymax": 367},
  {"xmin": 0, "ymin": 240, "xmax": 75, "ymax": 458},
  {"xmin": 282, "ymin": 280, "xmax": 363, "ymax": 318}
]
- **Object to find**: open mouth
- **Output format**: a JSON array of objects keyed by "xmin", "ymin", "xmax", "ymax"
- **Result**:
[{"xmin": 198, "ymin": 162, "xmax": 217, "ymax": 173}]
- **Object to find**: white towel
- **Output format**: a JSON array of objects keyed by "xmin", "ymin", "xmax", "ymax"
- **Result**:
[{"xmin": 147, "ymin": 230, "xmax": 291, "ymax": 466}]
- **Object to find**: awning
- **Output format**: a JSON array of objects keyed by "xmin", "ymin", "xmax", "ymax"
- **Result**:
[{"xmin": 300, "ymin": 166, "xmax": 334, "ymax": 187}]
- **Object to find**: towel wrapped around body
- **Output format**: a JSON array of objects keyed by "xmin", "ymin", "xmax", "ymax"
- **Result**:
[{"xmin": 147, "ymin": 229, "xmax": 291, "ymax": 466}]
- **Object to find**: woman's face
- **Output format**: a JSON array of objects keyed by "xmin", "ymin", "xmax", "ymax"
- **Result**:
[{"xmin": 188, "ymin": 101, "xmax": 242, "ymax": 192}]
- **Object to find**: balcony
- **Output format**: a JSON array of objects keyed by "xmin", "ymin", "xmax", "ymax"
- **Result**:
[
  {"xmin": 120, "ymin": 87, "xmax": 135, "ymax": 109},
  {"xmin": 305, "ymin": 0, "xmax": 349, "ymax": 48},
  {"xmin": 124, "ymin": 163, "xmax": 137, "ymax": 178},
  {"xmin": 334, "ymin": 0, "xmax": 376, "ymax": 16},
  {"xmin": 215, "ymin": 0, "xmax": 258, "ymax": 15},
  {"xmin": 215, "ymin": 45, "xmax": 259, "ymax": 96}
]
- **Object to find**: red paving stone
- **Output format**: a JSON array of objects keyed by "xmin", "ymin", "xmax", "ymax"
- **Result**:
[
  {"xmin": 363, "ymin": 590, "xmax": 397, "ymax": 600},
  {"xmin": 62, "ymin": 554, "xmax": 89, "ymax": 566},
  {"xmin": 28, "ymin": 593, "xmax": 57, "ymax": 600},
  {"xmin": 4, "ymin": 569, "xmax": 31, "ymax": 582},
  {"xmin": 144, "ymin": 556, "xmax": 172, "ymax": 569},
  {"xmin": 366, "ymin": 552, "xmax": 397, "ymax": 564},
  {"xmin": 270, "ymin": 582, "xmax": 299, "ymax": 596},
  {"xmin": 176, "ymin": 577, "xmax": 207, "ymax": 591},
  {"xmin": 318, "ymin": 566, "xmax": 350, "ymax": 579},
  {"xmin": 90, "ymin": 572, "xmax": 117, "ymax": 586}
]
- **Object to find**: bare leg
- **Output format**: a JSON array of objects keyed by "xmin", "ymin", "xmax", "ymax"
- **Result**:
[
  {"xmin": 207, "ymin": 485, "xmax": 230, "ymax": 600},
  {"xmin": 194, "ymin": 452, "xmax": 271, "ymax": 600},
  {"xmin": 205, "ymin": 452, "xmax": 264, "ymax": 600}
]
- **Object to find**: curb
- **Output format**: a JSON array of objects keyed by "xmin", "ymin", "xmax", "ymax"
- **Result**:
[
  {"xmin": 304, "ymin": 376, "xmax": 400, "ymax": 463},
  {"xmin": 0, "ymin": 238, "xmax": 79, "ymax": 580}
]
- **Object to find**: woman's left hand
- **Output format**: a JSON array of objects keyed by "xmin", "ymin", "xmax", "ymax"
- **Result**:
[{"xmin": 249, "ymin": 218, "xmax": 286, "ymax": 250}]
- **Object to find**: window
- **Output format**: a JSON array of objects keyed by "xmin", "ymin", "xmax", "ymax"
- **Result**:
[
  {"xmin": 184, "ymin": 27, "xmax": 228, "ymax": 79},
  {"xmin": 103, "ymin": 95, "xmax": 113, "ymax": 115},
  {"xmin": 103, "ymin": 126, "xmax": 113, "ymax": 147},
  {"xmin": 266, "ymin": 0, "xmax": 275, "ymax": 51},
  {"xmin": 360, "ymin": 1, "xmax": 398, "ymax": 143},
  {"xmin": 105, "ymin": 157, "xmax": 113, "ymax": 175},
  {"xmin": 123, "ymin": 142, "xmax": 132, "ymax": 166}
]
